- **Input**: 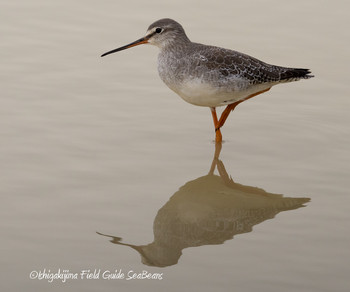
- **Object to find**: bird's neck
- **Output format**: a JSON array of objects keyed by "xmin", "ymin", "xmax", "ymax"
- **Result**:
[{"xmin": 159, "ymin": 39, "xmax": 191, "ymax": 54}]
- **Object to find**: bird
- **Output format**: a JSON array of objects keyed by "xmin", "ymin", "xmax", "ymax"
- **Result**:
[{"xmin": 101, "ymin": 18, "xmax": 313, "ymax": 142}]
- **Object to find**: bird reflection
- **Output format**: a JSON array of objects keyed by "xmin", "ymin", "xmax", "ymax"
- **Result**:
[{"xmin": 97, "ymin": 143, "xmax": 309, "ymax": 267}]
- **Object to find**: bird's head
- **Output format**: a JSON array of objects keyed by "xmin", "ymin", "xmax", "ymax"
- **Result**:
[{"xmin": 101, "ymin": 18, "xmax": 190, "ymax": 57}]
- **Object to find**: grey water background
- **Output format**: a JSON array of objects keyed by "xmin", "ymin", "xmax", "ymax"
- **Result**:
[{"xmin": 1, "ymin": 0, "xmax": 349, "ymax": 291}]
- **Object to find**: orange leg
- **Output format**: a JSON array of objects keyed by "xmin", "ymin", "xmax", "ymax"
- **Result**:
[
  {"xmin": 215, "ymin": 102, "xmax": 240, "ymax": 132},
  {"xmin": 216, "ymin": 87, "xmax": 271, "ymax": 132},
  {"xmin": 210, "ymin": 107, "xmax": 222, "ymax": 143}
]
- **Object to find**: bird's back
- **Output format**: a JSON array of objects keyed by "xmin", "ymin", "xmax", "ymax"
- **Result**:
[
  {"xmin": 189, "ymin": 43, "xmax": 313, "ymax": 84},
  {"xmin": 158, "ymin": 42, "xmax": 313, "ymax": 107}
]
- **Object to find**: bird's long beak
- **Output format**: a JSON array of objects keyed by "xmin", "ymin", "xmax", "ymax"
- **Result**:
[{"xmin": 101, "ymin": 36, "xmax": 149, "ymax": 57}]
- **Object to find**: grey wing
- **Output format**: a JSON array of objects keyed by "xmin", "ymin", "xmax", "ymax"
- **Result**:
[{"xmin": 196, "ymin": 45, "xmax": 313, "ymax": 84}]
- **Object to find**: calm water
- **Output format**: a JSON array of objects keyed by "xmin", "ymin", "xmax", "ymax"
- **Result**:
[{"xmin": 2, "ymin": 0, "xmax": 349, "ymax": 291}]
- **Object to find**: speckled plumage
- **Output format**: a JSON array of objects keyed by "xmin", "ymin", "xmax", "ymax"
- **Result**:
[{"xmin": 147, "ymin": 18, "xmax": 313, "ymax": 107}]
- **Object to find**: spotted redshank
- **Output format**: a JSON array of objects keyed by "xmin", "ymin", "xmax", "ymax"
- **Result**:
[{"xmin": 101, "ymin": 18, "xmax": 313, "ymax": 142}]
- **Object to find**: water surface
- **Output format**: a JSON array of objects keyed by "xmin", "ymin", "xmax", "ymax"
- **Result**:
[{"xmin": 2, "ymin": 0, "xmax": 349, "ymax": 291}]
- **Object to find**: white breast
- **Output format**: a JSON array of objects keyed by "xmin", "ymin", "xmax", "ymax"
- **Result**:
[{"xmin": 174, "ymin": 78, "xmax": 232, "ymax": 107}]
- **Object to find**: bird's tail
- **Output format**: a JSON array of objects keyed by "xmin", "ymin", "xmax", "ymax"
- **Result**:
[{"xmin": 280, "ymin": 68, "xmax": 314, "ymax": 82}]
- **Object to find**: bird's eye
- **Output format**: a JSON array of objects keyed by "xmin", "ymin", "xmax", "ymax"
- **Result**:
[{"xmin": 155, "ymin": 27, "xmax": 163, "ymax": 33}]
